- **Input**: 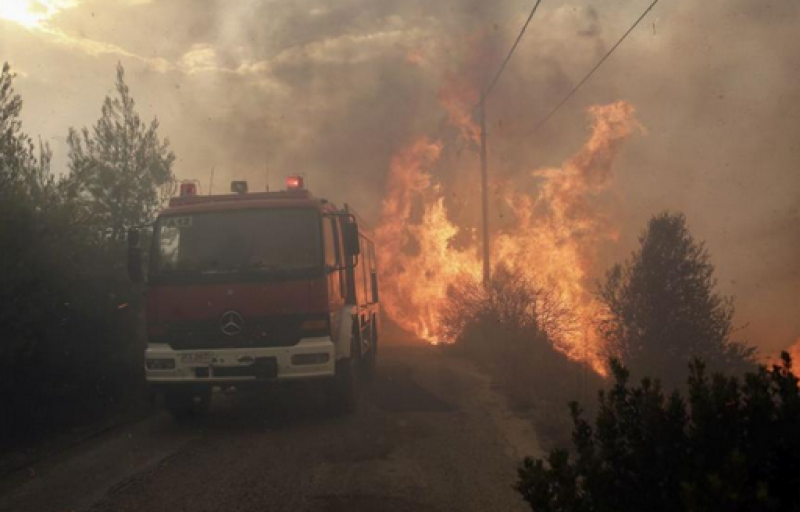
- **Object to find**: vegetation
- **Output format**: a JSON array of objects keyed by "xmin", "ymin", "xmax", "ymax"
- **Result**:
[
  {"xmin": 0, "ymin": 62, "xmax": 171, "ymax": 450},
  {"xmin": 443, "ymin": 267, "xmax": 604, "ymax": 447},
  {"xmin": 516, "ymin": 354, "xmax": 800, "ymax": 512},
  {"xmin": 66, "ymin": 63, "xmax": 176, "ymax": 240},
  {"xmin": 599, "ymin": 212, "xmax": 754, "ymax": 386}
]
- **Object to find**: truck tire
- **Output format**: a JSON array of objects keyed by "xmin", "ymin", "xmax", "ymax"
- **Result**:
[
  {"xmin": 327, "ymin": 328, "xmax": 360, "ymax": 414},
  {"xmin": 164, "ymin": 386, "xmax": 211, "ymax": 420}
]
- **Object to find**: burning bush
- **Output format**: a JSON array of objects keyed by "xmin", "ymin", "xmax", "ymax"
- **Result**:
[
  {"xmin": 516, "ymin": 353, "xmax": 800, "ymax": 512},
  {"xmin": 375, "ymin": 102, "xmax": 641, "ymax": 376},
  {"xmin": 442, "ymin": 266, "xmax": 574, "ymax": 355}
]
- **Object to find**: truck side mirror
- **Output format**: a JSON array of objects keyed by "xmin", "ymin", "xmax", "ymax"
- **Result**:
[
  {"xmin": 343, "ymin": 218, "xmax": 361, "ymax": 257},
  {"xmin": 127, "ymin": 228, "xmax": 144, "ymax": 283}
]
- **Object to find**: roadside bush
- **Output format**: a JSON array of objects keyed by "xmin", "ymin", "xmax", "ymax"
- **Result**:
[
  {"xmin": 442, "ymin": 266, "xmax": 579, "ymax": 353},
  {"xmin": 516, "ymin": 353, "xmax": 800, "ymax": 512},
  {"xmin": 442, "ymin": 267, "xmax": 605, "ymax": 446},
  {"xmin": 0, "ymin": 182, "xmax": 144, "ymax": 446},
  {"xmin": 0, "ymin": 62, "xmax": 147, "ymax": 450}
]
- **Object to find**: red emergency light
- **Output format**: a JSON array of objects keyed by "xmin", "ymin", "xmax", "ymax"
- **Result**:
[
  {"xmin": 286, "ymin": 175, "xmax": 305, "ymax": 190},
  {"xmin": 179, "ymin": 181, "xmax": 198, "ymax": 197}
]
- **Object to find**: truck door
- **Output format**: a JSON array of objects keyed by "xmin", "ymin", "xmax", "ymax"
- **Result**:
[{"xmin": 324, "ymin": 216, "xmax": 345, "ymax": 310}]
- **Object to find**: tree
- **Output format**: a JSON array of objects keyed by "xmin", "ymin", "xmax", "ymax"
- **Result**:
[
  {"xmin": 0, "ymin": 61, "xmax": 55, "ymax": 367},
  {"xmin": 67, "ymin": 62, "xmax": 175, "ymax": 241},
  {"xmin": 598, "ymin": 212, "xmax": 753, "ymax": 384},
  {"xmin": 0, "ymin": 62, "xmax": 54, "ymax": 202},
  {"xmin": 0, "ymin": 63, "xmax": 144, "ymax": 445},
  {"xmin": 516, "ymin": 354, "xmax": 800, "ymax": 512}
]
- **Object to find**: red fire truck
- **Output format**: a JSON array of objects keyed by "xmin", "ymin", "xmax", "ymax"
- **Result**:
[{"xmin": 127, "ymin": 177, "xmax": 380, "ymax": 417}]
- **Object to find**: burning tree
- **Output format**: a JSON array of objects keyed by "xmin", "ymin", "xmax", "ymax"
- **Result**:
[
  {"xmin": 375, "ymin": 101, "xmax": 640, "ymax": 374},
  {"xmin": 598, "ymin": 212, "xmax": 755, "ymax": 384}
]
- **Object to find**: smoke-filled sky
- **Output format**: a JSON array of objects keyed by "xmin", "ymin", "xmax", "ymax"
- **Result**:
[{"xmin": 1, "ymin": 0, "xmax": 798, "ymax": 355}]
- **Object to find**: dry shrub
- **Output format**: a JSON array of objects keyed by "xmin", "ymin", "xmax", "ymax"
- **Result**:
[
  {"xmin": 442, "ymin": 266, "xmax": 604, "ymax": 439},
  {"xmin": 442, "ymin": 266, "xmax": 573, "ymax": 352}
]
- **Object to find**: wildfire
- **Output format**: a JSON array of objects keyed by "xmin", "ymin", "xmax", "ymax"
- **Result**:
[
  {"xmin": 375, "ymin": 98, "xmax": 639, "ymax": 373},
  {"xmin": 375, "ymin": 138, "xmax": 482, "ymax": 341}
]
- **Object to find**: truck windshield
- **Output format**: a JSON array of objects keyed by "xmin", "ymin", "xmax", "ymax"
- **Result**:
[{"xmin": 153, "ymin": 208, "xmax": 322, "ymax": 278}]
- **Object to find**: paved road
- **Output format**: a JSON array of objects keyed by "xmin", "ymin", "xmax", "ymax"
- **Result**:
[{"xmin": 0, "ymin": 339, "xmax": 542, "ymax": 512}]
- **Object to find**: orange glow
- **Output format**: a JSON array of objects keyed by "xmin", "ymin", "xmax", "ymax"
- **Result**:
[
  {"xmin": 286, "ymin": 175, "xmax": 305, "ymax": 189},
  {"xmin": 375, "ymin": 138, "xmax": 482, "ymax": 341},
  {"xmin": 376, "ymin": 97, "xmax": 639, "ymax": 374},
  {"xmin": 787, "ymin": 339, "xmax": 800, "ymax": 366}
]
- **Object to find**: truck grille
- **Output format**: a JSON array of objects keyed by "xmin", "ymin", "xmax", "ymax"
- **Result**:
[{"xmin": 164, "ymin": 315, "xmax": 309, "ymax": 350}]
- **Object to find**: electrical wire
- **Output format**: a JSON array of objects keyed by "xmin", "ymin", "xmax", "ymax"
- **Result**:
[
  {"xmin": 480, "ymin": 0, "xmax": 544, "ymax": 104},
  {"xmin": 524, "ymin": 0, "xmax": 661, "ymax": 135}
]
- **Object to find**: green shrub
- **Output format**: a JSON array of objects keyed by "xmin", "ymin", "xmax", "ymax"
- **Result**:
[
  {"xmin": 0, "ymin": 61, "xmax": 148, "ymax": 447},
  {"xmin": 516, "ymin": 354, "xmax": 800, "ymax": 512},
  {"xmin": 599, "ymin": 212, "xmax": 754, "ymax": 386}
]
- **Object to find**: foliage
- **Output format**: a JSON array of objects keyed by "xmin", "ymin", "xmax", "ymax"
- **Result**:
[
  {"xmin": 442, "ymin": 266, "xmax": 574, "ymax": 353},
  {"xmin": 0, "ymin": 63, "xmax": 146, "ymax": 448},
  {"xmin": 443, "ymin": 267, "xmax": 604, "ymax": 446},
  {"xmin": 0, "ymin": 62, "xmax": 55, "ymax": 202},
  {"xmin": 598, "ymin": 212, "xmax": 754, "ymax": 385},
  {"xmin": 516, "ymin": 354, "xmax": 800, "ymax": 512},
  {"xmin": 66, "ymin": 62, "xmax": 175, "ymax": 240}
]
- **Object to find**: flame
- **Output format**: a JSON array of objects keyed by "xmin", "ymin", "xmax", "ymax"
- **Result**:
[
  {"xmin": 375, "ymin": 138, "xmax": 482, "ymax": 341},
  {"xmin": 376, "ymin": 99, "xmax": 639, "ymax": 374},
  {"xmin": 438, "ymin": 72, "xmax": 481, "ymax": 144}
]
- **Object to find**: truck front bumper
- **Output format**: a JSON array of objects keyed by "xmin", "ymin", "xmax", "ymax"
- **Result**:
[{"xmin": 144, "ymin": 337, "xmax": 336, "ymax": 385}]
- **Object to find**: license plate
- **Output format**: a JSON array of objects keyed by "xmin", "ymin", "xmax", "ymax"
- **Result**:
[{"xmin": 180, "ymin": 352, "xmax": 214, "ymax": 365}]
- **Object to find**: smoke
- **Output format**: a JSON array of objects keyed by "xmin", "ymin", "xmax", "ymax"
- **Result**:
[{"xmin": 4, "ymin": 0, "xmax": 799, "ymax": 355}]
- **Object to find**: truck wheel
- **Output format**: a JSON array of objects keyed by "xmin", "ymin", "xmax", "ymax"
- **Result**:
[
  {"xmin": 165, "ymin": 387, "xmax": 211, "ymax": 420},
  {"xmin": 328, "ymin": 330, "xmax": 360, "ymax": 414}
]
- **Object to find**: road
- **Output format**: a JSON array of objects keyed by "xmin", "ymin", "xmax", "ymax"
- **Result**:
[{"xmin": 0, "ymin": 338, "xmax": 542, "ymax": 512}]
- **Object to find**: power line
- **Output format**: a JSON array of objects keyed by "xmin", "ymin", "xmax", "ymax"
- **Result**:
[
  {"xmin": 525, "ymin": 0, "xmax": 660, "ymax": 135},
  {"xmin": 481, "ymin": 0, "xmax": 543, "ymax": 104},
  {"xmin": 476, "ymin": 0, "xmax": 544, "ymax": 286}
]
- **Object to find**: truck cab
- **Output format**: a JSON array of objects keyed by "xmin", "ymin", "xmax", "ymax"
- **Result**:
[{"xmin": 128, "ymin": 178, "xmax": 380, "ymax": 417}]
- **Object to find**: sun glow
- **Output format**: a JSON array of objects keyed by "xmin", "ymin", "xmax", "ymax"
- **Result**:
[{"xmin": 0, "ymin": 0, "xmax": 78, "ymax": 29}]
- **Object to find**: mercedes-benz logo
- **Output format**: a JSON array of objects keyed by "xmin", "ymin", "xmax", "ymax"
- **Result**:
[{"xmin": 220, "ymin": 310, "xmax": 244, "ymax": 336}]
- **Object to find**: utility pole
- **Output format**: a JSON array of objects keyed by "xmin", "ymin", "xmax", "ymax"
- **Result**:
[
  {"xmin": 208, "ymin": 167, "xmax": 215, "ymax": 195},
  {"xmin": 479, "ymin": 99, "xmax": 491, "ymax": 286},
  {"xmin": 264, "ymin": 156, "xmax": 270, "ymax": 192},
  {"xmin": 472, "ymin": 0, "xmax": 543, "ymax": 287}
]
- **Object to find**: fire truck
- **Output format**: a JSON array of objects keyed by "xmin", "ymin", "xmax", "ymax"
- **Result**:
[{"xmin": 127, "ymin": 177, "xmax": 380, "ymax": 417}]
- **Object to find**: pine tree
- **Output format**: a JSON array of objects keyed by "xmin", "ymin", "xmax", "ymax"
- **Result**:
[
  {"xmin": 67, "ymin": 63, "xmax": 175, "ymax": 241},
  {"xmin": 0, "ymin": 62, "xmax": 53, "ymax": 201},
  {"xmin": 598, "ymin": 212, "xmax": 754, "ymax": 384}
]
